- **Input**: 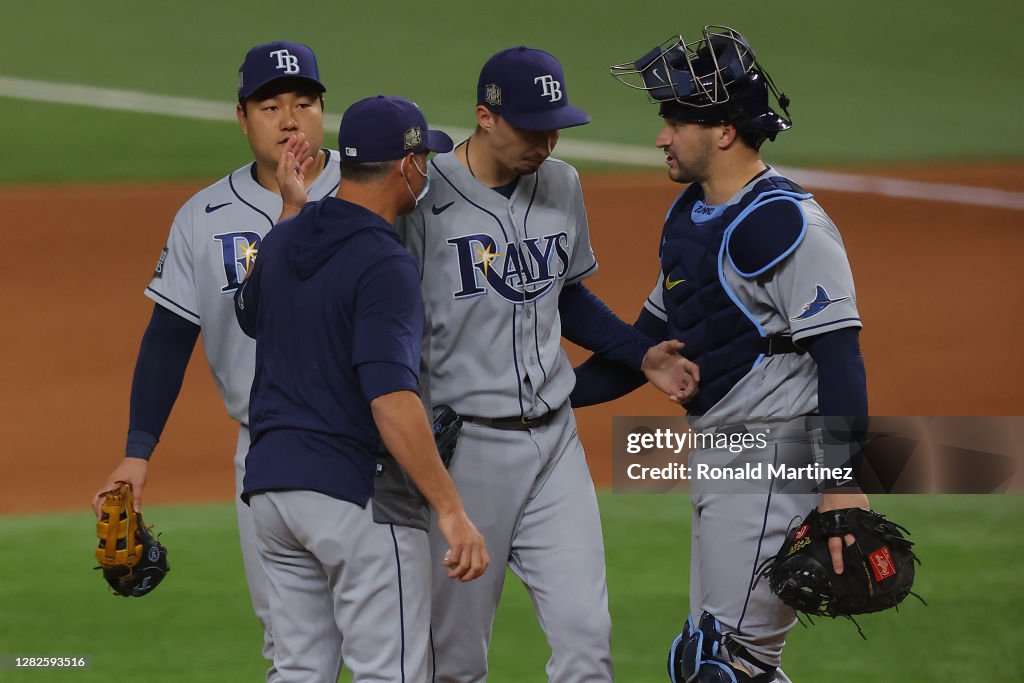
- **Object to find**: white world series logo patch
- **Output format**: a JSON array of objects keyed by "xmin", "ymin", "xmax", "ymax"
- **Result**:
[
  {"xmin": 534, "ymin": 75, "xmax": 563, "ymax": 102},
  {"xmin": 269, "ymin": 49, "xmax": 300, "ymax": 74}
]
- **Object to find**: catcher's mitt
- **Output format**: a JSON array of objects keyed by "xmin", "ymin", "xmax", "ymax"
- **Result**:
[
  {"xmin": 95, "ymin": 482, "xmax": 169, "ymax": 597},
  {"xmin": 433, "ymin": 404, "xmax": 463, "ymax": 468},
  {"xmin": 758, "ymin": 507, "xmax": 922, "ymax": 630}
]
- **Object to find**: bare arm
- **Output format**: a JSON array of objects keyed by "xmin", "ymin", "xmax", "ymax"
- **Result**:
[{"xmin": 371, "ymin": 390, "xmax": 489, "ymax": 581}]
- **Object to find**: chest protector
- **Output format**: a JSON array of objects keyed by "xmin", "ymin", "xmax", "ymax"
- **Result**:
[{"xmin": 659, "ymin": 175, "xmax": 812, "ymax": 415}]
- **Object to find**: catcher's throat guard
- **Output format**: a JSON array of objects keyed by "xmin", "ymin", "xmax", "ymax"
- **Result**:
[
  {"xmin": 610, "ymin": 25, "xmax": 792, "ymax": 138},
  {"xmin": 95, "ymin": 482, "xmax": 169, "ymax": 597}
]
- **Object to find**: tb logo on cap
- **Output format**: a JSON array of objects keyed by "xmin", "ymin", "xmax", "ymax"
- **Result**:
[
  {"xmin": 534, "ymin": 75, "xmax": 563, "ymax": 103},
  {"xmin": 269, "ymin": 49, "xmax": 301, "ymax": 75}
]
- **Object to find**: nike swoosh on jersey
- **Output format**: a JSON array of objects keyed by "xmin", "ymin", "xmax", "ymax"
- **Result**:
[
  {"xmin": 205, "ymin": 202, "xmax": 232, "ymax": 213},
  {"xmin": 432, "ymin": 201, "xmax": 456, "ymax": 215},
  {"xmin": 665, "ymin": 276, "xmax": 686, "ymax": 290}
]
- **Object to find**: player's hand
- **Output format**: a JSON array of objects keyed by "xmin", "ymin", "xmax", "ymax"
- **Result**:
[
  {"xmin": 276, "ymin": 132, "xmax": 314, "ymax": 222},
  {"xmin": 91, "ymin": 458, "xmax": 149, "ymax": 517},
  {"xmin": 437, "ymin": 509, "xmax": 489, "ymax": 582},
  {"xmin": 817, "ymin": 489, "xmax": 870, "ymax": 575},
  {"xmin": 641, "ymin": 340, "xmax": 700, "ymax": 404}
]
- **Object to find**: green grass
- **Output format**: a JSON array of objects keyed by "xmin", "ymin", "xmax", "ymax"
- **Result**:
[
  {"xmin": 1, "ymin": 1, "xmax": 1023, "ymax": 184},
  {"xmin": 0, "ymin": 98, "xmax": 246, "ymax": 184},
  {"xmin": 1, "ymin": 495, "xmax": 1021, "ymax": 681}
]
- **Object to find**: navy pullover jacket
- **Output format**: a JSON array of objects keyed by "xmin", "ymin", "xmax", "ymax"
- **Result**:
[{"xmin": 234, "ymin": 197, "xmax": 424, "ymax": 506}]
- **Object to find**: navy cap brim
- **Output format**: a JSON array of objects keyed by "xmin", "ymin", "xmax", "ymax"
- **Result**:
[
  {"xmin": 240, "ymin": 75, "xmax": 326, "ymax": 101},
  {"xmin": 501, "ymin": 104, "xmax": 591, "ymax": 131},
  {"xmin": 422, "ymin": 129, "xmax": 454, "ymax": 154}
]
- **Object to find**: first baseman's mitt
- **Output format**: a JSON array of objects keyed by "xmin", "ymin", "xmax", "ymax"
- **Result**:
[
  {"xmin": 758, "ymin": 508, "xmax": 921, "ymax": 629},
  {"xmin": 95, "ymin": 482, "xmax": 169, "ymax": 597},
  {"xmin": 433, "ymin": 404, "xmax": 463, "ymax": 468}
]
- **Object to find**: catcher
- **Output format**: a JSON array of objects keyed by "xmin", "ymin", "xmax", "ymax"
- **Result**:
[{"xmin": 93, "ymin": 482, "xmax": 169, "ymax": 597}]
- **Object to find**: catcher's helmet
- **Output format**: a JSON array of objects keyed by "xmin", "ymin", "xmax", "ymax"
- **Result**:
[{"xmin": 610, "ymin": 26, "xmax": 792, "ymax": 142}]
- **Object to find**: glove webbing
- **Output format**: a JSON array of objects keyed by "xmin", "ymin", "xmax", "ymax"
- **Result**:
[{"xmin": 96, "ymin": 484, "xmax": 142, "ymax": 568}]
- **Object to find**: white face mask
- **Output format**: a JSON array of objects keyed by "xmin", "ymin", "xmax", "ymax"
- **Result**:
[{"xmin": 402, "ymin": 155, "xmax": 430, "ymax": 206}]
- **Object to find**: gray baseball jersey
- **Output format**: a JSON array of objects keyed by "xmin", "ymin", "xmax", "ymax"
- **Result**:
[
  {"xmin": 643, "ymin": 167, "xmax": 861, "ymax": 428},
  {"xmin": 145, "ymin": 153, "xmax": 341, "ymax": 424},
  {"xmin": 401, "ymin": 151, "xmax": 597, "ymax": 420},
  {"xmin": 144, "ymin": 153, "xmax": 340, "ymax": 680},
  {"xmin": 400, "ymin": 150, "xmax": 613, "ymax": 681}
]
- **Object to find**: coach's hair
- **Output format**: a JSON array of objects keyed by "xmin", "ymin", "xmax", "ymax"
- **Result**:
[{"xmin": 339, "ymin": 159, "xmax": 395, "ymax": 182}]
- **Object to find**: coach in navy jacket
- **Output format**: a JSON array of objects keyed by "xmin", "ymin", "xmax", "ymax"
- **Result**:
[
  {"xmin": 233, "ymin": 95, "xmax": 488, "ymax": 682},
  {"xmin": 237, "ymin": 180, "xmax": 421, "ymax": 505}
]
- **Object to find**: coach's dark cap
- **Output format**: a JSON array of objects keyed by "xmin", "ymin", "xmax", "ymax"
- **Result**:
[
  {"xmin": 338, "ymin": 95, "xmax": 454, "ymax": 163},
  {"xmin": 477, "ymin": 46, "xmax": 590, "ymax": 131},
  {"xmin": 238, "ymin": 41, "xmax": 325, "ymax": 101}
]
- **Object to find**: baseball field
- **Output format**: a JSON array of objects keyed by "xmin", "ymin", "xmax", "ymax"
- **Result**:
[{"xmin": 2, "ymin": 1, "xmax": 1023, "ymax": 681}]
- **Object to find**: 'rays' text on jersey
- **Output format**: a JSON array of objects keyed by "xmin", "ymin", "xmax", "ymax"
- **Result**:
[
  {"xmin": 447, "ymin": 232, "xmax": 570, "ymax": 304},
  {"xmin": 214, "ymin": 231, "xmax": 262, "ymax": 294}
]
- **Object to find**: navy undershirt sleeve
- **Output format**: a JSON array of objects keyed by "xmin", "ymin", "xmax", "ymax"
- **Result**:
[
  {"xmin": 570, "ymin": 307, "xmax": 669, "ymax": 407},
  {"xmin": 126, "ymin": 303, "xmax": 201, "ymax": 459},
  {"xmin": 559, "ymin": 284, "xmax": 652, "ymax": 371},
  {"xmin": 804, "ymin": 327, "xmax": 868, "ymax": 487},
  {"xmin": 804, "ymin": 327, "xmax": 868, "ymax": 417}
]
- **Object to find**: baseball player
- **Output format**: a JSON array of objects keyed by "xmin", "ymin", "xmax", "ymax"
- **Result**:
[
  {"xmin": 575, "ymin": 26, "xmax": 873, "ymax": 681},
  {"xmin": 90, "ymin": 41, "xmax": 339, "ymax": 681},
  {"xmin": 235, "ymin": 94, "xmax": 488, "ymax": 682},
  {"xmin": 398, "ymin": 47, "xmax": 698, "ymax": 682}
]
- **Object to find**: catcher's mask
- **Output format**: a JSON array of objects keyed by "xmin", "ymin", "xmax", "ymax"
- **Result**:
[{"xmin": 610, "ymin": 26, "xmax": 792, "ymax": 142}]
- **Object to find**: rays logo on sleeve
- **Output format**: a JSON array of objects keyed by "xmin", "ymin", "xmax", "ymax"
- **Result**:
[
  {"xmin": 447, "ymin": 232, "xmax": 571, "ymax": 303},
  {"xmin": 213, "ymin": 231, "xmax": 262, "ymax": 294},
  {"xmin": 791, "ymin": 285, "xmax": 851, "ymax": 321}
]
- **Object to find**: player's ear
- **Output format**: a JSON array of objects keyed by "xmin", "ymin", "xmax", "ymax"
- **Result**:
[
  {"xmin": 717, "ymin": 123, "xmax": 738, "ymax": 150},
  {"xmin": 236, "ymin": 102, "xmax": 249, "ymax": 134},
  {"xmin": 476, "ymin": 105, "xmax": 496, "ymax": 133}
]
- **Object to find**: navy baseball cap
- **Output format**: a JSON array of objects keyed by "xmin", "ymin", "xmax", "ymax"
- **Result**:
[
  {"xmin": 477, "ymin": 47, "xmax": 590, "ymax": 131},
  {"xmin": 338, "ymin": 95, "xmax": 454, "ymax": 163},
  {"xmin": 237, "ymin": 41, "xmax": 325, "ymax": 101}
]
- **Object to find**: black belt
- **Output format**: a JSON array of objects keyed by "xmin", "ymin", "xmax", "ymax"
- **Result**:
[
  {"xmin": 757, "ymin": 334, "xmax": 803, "ymax": 356},
  {"xmin": 462, "ymin": 412, "xmax": 554, "ymax": 430}
]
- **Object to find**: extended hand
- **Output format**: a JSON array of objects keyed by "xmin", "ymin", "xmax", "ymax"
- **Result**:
[
  {"xmin": 641, "ymin": 340, "xmax": 700, "ymax": 404},
  {"xmin": 276, "ymin": 132, "xmax": 315, "ymax": 222},
  {"xmin": 437, "ymin": 510, "xmax": 489, "ymax": 582},
  {"xmin": 817, "ymin": 489, "xmax": 870, "ymax": 574},
  {"xmin": 91, "ymin": 458, "xmax": 149, "ymax": 517}
]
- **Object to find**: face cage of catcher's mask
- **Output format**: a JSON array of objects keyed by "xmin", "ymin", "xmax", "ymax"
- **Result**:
[{"xmin": 610, "ymin": 24, "xmax": 790, "ymax": 123}]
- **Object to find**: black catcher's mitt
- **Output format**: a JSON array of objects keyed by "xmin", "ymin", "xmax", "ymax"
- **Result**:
[
  {"xmin": 433, "ymin": 404, "xmax": 463, "ymax": 468},
  {"xmin": 95, "ymin": 482, "xmax": 169, "ymax": 597},
  {"xmin": 759, "ymin": 507, "xmax": 921, "ymax": 625}
]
